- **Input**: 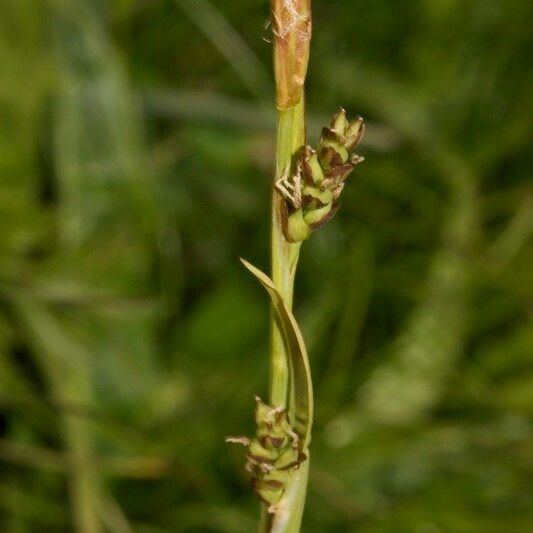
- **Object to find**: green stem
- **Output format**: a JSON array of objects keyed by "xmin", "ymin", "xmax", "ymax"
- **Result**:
[
  {"xmin": 262, "ymin": 98, "xmax": 307, "ymax": 532},
  {"xmin": 270, "ymin": 99, "xmax": 305, "ymax": 408}
]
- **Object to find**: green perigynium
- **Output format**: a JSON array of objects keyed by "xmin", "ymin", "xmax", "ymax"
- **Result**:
[
  {"xmin": 276, "ymin": 109, "xmax": 365, "ymax": 243},
  {"xmin": 226, "ymin": 397, "xmax": 306, "ymax": 513}
]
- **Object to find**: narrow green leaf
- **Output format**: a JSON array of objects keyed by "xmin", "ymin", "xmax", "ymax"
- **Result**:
[
  {"xmin": 240, "ymin": 258, "xmax": 313, "ymax": 449},
  {"xmin": 265, "ymin": 460, "xmax": 309, "ymax": 533}
]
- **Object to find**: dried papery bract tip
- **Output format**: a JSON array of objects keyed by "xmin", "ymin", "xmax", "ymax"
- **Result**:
[
  {"xmin": 271, "ymin": 0, "xmax": 312, "ymax": 109},
  {"xmin": 225, "ymin": 436, "xmax": 252, "ymax": 446}
]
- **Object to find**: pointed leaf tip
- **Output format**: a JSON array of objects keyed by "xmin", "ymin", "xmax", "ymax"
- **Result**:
[{"xmin": 239, "ymin": 259, "xmax": 313, "ymax": 448}]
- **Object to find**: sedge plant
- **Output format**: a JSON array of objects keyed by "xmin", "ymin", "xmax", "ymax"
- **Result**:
[{"xmin": 227, "ymin": 2, "xmax": 365, "ymax": 531}]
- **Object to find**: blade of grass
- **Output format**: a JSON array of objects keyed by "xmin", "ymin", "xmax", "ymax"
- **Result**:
[
  {"xmin": 175, "ymin": 0, "xmax": 270, "ymax": 100},
  {"xmin": 142, "ymin": 89, "xmax": 396, "ymax": 150},
  {"xmin": 240, "ymin": 259, "xmax": 313, "ymax": 446},
  {"xmin": 11, "ymin": 297, "xmax": 103, "ymax": 533}
]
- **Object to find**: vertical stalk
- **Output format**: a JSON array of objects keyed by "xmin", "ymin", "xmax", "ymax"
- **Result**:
[
  {"xmin": 265, "ymin": 26, "xmax": 309, "ymax": 533},
  {"xmin": 263, "ymin": 99, "xmax": 305, "ymax": 532},
  {"xmin": 270, "ymin": 101, "xmax": 305, "ymax": 407},
  {"xmin": 262, "ymin": 2, "xmax": 311, "ymax": 530},
  {"xmin": 249, "ymin": 3, "xmax": 364, "ymax": 529}
]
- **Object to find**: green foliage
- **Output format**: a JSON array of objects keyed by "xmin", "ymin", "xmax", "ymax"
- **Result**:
[
  {"xmin": 241, "ymin": 259, "xmax": 313, "ymax": 446},
  {"xmin": 0, "ymin": 0, "xmax": 531, "ymax": 531}
]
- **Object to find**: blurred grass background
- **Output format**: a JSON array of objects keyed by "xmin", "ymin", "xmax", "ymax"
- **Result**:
[{"xmin": 0, "ymin": 0, "xmax": 532, "ymax": 531}]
